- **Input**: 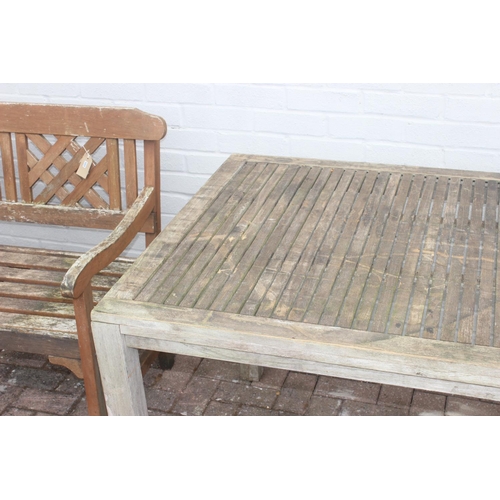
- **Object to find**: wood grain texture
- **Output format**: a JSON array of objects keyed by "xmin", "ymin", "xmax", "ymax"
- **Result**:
[
  {"xmin": 0, "ymin": 133, "xmax": 17, "ymax": 201},
  {"xmin": 0, "ymin": 103, "xmax": 166, "ymax": 140},
  {"xmin": 90, "ymin": 154, "xmax": 500, "ymax": 413},
  {"xmin": 0, "ymin": 103, "xmax": 167, "ymax": 416}
]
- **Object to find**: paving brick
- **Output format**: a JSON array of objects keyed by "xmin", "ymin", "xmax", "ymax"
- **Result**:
[
  {"xmin": 0, "ymin": 385, "xmax": 23, "ymax": 413},
  {"xmin": 378, "ymin": 385, "xmax": 414, "ymax": 408},
  {"xmin": 237, "ymin": 406, "xmax": 292, "ymax": 416},
  {"xmin": 55, "ymin": 374, "xmax": 85, "ymax": 395},
  {"xmin": 146, "ymin": 388, "xmax": 177, "ymax": 413},
  {"xmin": 315, "ymin": 376, "xmax": 381, "ymax": 404},
  {"xmin": 283, "ymin": 372, "xmax": 318, "ymax": 392},
  {"xmin": 252, "ymin": 367, "xmax": 288, "ymax": 389},
  {"xmin": 445, "ymin": 397, "xmax": 500, "ymax": 416},
  {"xmin": 2, "ymin": 407, "xmax": 35, "ymax": 416},
  {"xmin": 70, "ymin": 398, "xmax": 89, "ymax": 416},
  {"xmin": 273, "ymin": 387, "xmax": 312, "ymax": 415},
  {"xmin": 6, "ymin": 366, "xmax": 67, "ymax": 391},
  {"xmin": 213, "ymin": 381, "xmax": 277, "ymax": 409},
  {"xmin": 305, "ymin": 396, "xmax": 343, "ymax": 416},
  {"xmin": 204, "ymin": 401, "xmax": 239, "ymax": 416},
  {"xmin": 340, "ymin": 401, "xmax": 409, "ymax": 416},
  {"xmin": 143, "ymin": 367, "xmax": 164, "ymax": 388},
  {"xmin": 0, "ymin": 364, "xmax": 12, "ymax": 382},
  {"xmin": 409, "ymin": 391, "xmax": 446, "ymax": 416},
  {"xmin": 171, "ymin": 354, "xmax": 202, "ymax": 374},
  {"xmin": 195, "ymin": 358, "xmax": 241, "ymax": 382},
  {"xmin": 0, "ymin": 351, "xmax": 47, "ymax": 369},
  {"xmin": 171, "ymin": 377, "xmax": 219, "ymax": 416},
  {"xmin": 156, "ymin": 370, "xmax": 193, "ymax": 392},
  {"xmin": 14, "ymin": 388, "xmax": 79, "ymax": 415}
]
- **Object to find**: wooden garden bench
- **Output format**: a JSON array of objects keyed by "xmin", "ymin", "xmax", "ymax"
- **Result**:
[{"xmin": 0, "ymin": 102, "xmax": 167, "ymax": 415}]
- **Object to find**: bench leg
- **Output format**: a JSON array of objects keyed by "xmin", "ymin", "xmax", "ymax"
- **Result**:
[
  {"xmin": 74, "ymin": 286, "xmax": 107, "ymax": 416},
  {"xmin": 92, "ymin": 321, "xmax": 148, "ymax": 416},
  {"xmin": 240, "ymin": 364, "xmax": 263, "ymax": 382},
  {"xmin": 48, "ymin": 356, "xmax": 84, "ymax": 379}
]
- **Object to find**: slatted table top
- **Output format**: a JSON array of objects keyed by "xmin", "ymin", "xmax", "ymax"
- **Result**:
[{"xmin": 102, "ymin": 154, "xmax": 500, "ymax": 349}]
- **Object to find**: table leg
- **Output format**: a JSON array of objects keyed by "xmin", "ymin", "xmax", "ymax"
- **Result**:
[
  {"xmin": 92, "ymin": 321, "xmax": 148, "ymax": 416},
  {"xmin": 240, "ymin": 364, "xmax": 264, "ymax": 382}
]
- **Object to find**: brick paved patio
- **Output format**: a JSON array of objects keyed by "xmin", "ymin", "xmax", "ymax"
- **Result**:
[{"xmin": 2, "ymin": 349, "xmax": 500, "ymax": 416}]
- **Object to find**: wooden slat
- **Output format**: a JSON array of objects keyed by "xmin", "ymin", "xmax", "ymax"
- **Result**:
[
  {"xmin": 0, "ymin": 103, "xmax": 167, "ymax": 140},
  {"xmin": 202, "ymin": 166, "xmax": 308, "ymax": 312},
  {"xmin": 457, "ymin": 180, "xmax": 485, "ymax": 345},
  {"xmin": 60, "ymin": 146, "xmax": 110, "ymax": 207},
  {"xmin": 0, "ymin": 297, "xmax": 75, "ymax": 318},
  {"xmin": 336, "ymin": 173, "xmax": 401, "ymax": 328},
  {"xmin": 27, "ymin": 146, "xmax": 71, "ymax": 203},
  {"xmin": 368, "ymin": 175, "xmax": 426, "ymax": 333},
  {"xmin": 398, "ymin": 176, "xmax": 449, "ymax": 337},
  {"xmin": 144, "ymin": 140, "xmax": 161, "ymax": 246},
  {"xmin": 135, "ymin": 160, "xmax": 261, "ymax": 302},
  {"xmin": 27, "ymin": 135, "xmax": 74, "ymax": 187},
  {"xmin": 298, "ymin": 171, "xmax": 379, "ymax": 324},
  {"xmin": 0, "ymin": 132, "xmax": 17, "ymax": 201},
  {"xmin": 0, "ymin": 281, "xmax": 106, "ymax": 303},
  {"xmin": 267, "ymin": 169, "xmax": 355, "ymax": 320},
  {"xmin": 224, "ymin": 166, "xmax": 324, "ymax": 314},
  {"xmin": 421, "ymin": 178, "xmax": 461, "ymax": 339},
  {"xmin": 241, "ymin": 167, "xmax": 336, "ymax": 316},
  {"xmin": 351, "ymin": 174, "xmax": 413, "ymax": 331},
  {"xmin": 15, "ymin": 133, "xmax": 30, "ymax": 202},
  {"xmin": 83, "ymin": 157, "xmax": 249, "ymax": 302},
  {"xmin": 107, "ymin": 139, "xmax": 121, "ymax": 210},
  {"xmin": 0, "ymin": 265, "xmax": 120, "ymax": 290},
  {"xmin": 0, "ymin": 310, "xmax": 77, "ymax": 334},
  {"xmin": 0, "ymin": 249, "xmax": 129, "ymax": 275},
  {"xmin": 35, "ymin": 137, "xmax": 105, "ymax": 205},
  {"xmin": 319, "ymin": 172, "xmax": 391, "ymax": 326},
  {"xmin": 475, "ymin": 181, "xmax": 498, "ymax": 346},
  {"xmin": 166, "ymin": 162, "xmax": 277, "ymax": 306},
  {"xmin": 124, "ymin": 139, "xmax": 138, "ymax": 208},
  {"xmin": 440, "ymin": 179, "xmax": 473, "ymax": 342},
  {"xmin": 28, "ymin": 134, "xmax": 106, "ymax": 209},
  {"xmin": 0, "ymin": 243, "xmax": 133, "ymax": 263},
  {"xmin": 385, "ymin": 176, "xmax": 437, "ymax": 335},
  {"xmin": 254, "ymin": 168, "xmax": 345, "ymax": 319},
  {"xmin": 0, "ymin": 201, "xmax": 155, "ymax": 233},
  {"xmin": 228, "ymin": 154, "xmax": 500, "ymax": 182}
]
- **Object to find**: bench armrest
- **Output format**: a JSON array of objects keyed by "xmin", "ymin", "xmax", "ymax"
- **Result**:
[{"xmin": 61, "ymin": 186, "xmax": 156, "ymax": 299}]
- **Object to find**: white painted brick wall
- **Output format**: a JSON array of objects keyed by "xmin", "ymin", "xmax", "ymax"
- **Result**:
[{"xmin": 1, "ymin": 83, "xmax": 500, "ymax": 257}]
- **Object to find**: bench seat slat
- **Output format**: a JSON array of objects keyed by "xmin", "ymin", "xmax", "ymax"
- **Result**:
[
  {"xmin": 0, "ymin": 281, "xmax": 106, "ymax": 303},
  {"xmin": 0, "ymin": 248, "xmax": 130, "ymax": 275},
  {"xmin": 0, "ymin": 265, "xmax": 120, "ymax": 290},
  {"xmin": 0, "ymin": 297, "xmax": 75, "ymax": 319},
  {"xmin": 0, "ymin": 311, "xmax": 77, "ymax": 335}
]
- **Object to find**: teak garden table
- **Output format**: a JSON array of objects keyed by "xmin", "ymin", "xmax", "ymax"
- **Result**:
[{"xmin": 92, "ymin": 154, "xmax": 500, "ymax": 415}]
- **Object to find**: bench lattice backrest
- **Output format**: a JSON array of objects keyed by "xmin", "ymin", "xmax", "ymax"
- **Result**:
[{"xmin": 0, "ymin": 103, "xmax": 166, "ymax": 236}]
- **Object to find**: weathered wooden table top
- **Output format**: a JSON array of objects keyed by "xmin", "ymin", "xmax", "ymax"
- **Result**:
[
  {"xmin": 101, "ymin": 154, "xmax": 500, "ymax": 349},
  {"xmin": 92, "ymin": 154, "xmax": 500, "ymax": 413}
]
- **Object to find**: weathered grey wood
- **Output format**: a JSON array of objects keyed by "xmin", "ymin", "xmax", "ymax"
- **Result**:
[
  {"xmin": 92, "ymin": 321, "xmax": 148, "ymax": 416},
  {"xmin": 125, "ymin": 334, "xmax": 500, "ymax": 402},
  {"xmin": 239, "ymin": 364, "xmax": 264, "ymax": 382},
  {"xmin": 0, "ymin": 265, "xmax": 120, "ymax": 290},
  {"xmin": 93, "ymin": 298, "xmax": 500, "ymax": 392},
  {"xmin": 90, "ymin": 154, "xmax": 500, "ymax": 415}
]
